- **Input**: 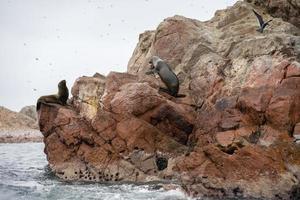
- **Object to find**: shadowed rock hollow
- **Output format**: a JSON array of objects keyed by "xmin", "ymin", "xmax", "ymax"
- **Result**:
[{"xmin": 38, "ymin": 1, "xmax": 300, "ymax": 199}]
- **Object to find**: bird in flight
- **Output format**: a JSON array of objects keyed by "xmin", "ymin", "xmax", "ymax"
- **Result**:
[{"xmin": 252, "ymin": 9, "xmax": 272, "ymax": 33}]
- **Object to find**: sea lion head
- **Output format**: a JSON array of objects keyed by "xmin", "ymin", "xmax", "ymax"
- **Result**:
[
  {"xmin": 149, "ymin": 56, "xmax": 162, "ymax": 68},
  {"xmin": 58, "ymin": 80, "xmax": 66, "ymax": 88},
  {"xmin": 58, "ymin": 80, "xmax": 68, "ymax": 95},
  {"xmin": 57, "ymin": 80, "xmax": 69, "ymax": 103},
  {"xmin": 146, "ymin": 56, "xmax": 160, "ymax": 75}
]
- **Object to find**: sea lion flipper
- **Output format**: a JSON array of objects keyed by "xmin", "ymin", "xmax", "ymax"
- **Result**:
[
  {"xmin": 36, "ymin": 95, "xmax": 59, "ymax": 111},
  {"xmin": 159, "ymin": 87, "xmax": 171, "ymax": 94}
]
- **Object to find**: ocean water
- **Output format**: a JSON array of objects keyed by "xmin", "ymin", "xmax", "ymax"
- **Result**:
[{"xmin": 0, "ymin": 143, "xmax": 190, "ymax": 200}]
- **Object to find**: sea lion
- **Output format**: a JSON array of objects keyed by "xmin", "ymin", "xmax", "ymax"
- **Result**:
[
  {"xmin": 252, "ymin": 9, "xmax": 272, "ymax": 33},
  {"xmin": 36, "ymin": 80, "xmax": 69, "ymax": 111},
  {"xmin": 146, "ymin": 56, "xmax": 185, "ymax": 98}
]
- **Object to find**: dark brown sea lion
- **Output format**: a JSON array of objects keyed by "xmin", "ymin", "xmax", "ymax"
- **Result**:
[{"xmin": 36, "ymin": 80, "xmax": 69, "ymax": 111}]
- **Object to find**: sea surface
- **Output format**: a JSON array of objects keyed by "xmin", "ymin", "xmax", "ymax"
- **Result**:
[{"xmin": 0, "ymin": 143, "xmax": 190, "ymax": 200}]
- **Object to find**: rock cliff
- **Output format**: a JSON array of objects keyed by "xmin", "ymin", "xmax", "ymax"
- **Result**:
[{"xmin": 38, "ymin": 0, "xmax": 300, "ymax": 199}]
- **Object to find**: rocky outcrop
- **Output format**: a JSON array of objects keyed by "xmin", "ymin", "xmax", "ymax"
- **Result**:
[
  {"xmin": 19, "ymin": 105, "xmax": 37, "ymax": 121},
  {"xmin": 0, "ymin": 106, "xmax": 38, "ymax": 130},
  {"xmin": 39, "ymin": 73, "xmax": 193, "ymax": 183},
  {"xmin": 0, "ymin": 106, "xmax": 41, "ymax": 143},
  {"xmin": 39, "ymin": 1, "xmax": 300, "ymax": 199}
]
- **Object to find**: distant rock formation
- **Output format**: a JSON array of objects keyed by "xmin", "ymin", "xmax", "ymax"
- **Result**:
[
  {"xmin": 0, "ymin": 106, "xmax": 41, "ymax": 143},
  {"xmin": 19, "ymin": 105, "xmax": 37, "ymax": 121},
  {"xmin": 38, "ymin": 1, "xmax": 300, "ymax": 199},
  {"xmin": 0, "ymin": 106, "xmax": 38, "ymax": 130}
]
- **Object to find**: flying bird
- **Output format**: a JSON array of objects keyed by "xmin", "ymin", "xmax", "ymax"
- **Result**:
[{"xmin": 252, "ymin": 9, "xmax": 272, "ymax": 33}]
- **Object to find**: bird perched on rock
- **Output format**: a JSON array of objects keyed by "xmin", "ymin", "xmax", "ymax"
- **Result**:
[{"xmin": 252, "ymin": 9, "xmax": 272, "ymax": 33}]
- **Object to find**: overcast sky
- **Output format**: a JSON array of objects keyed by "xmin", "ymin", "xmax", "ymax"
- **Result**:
[{"xmin": 0, "ymin": 0, "xmax": 237, "ymax": 111}]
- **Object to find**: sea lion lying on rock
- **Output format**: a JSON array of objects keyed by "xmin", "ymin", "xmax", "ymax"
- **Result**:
[{"xmin": 36, "ymin": 80, "xmax": 69, "ymax": 111}]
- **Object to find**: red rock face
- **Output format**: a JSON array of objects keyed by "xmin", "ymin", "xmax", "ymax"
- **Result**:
[
  {"xmin": 39, "ymin": 1, "xmax": 300, "ymax": 199},
  {"xmin": 39, "ymin": 72, "xmax": 191, "ymax": 183}
]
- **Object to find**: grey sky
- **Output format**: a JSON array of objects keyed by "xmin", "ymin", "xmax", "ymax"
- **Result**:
[{"xmin": 0, "ymin": 0, "xmax": 237, "ymax": 111}]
